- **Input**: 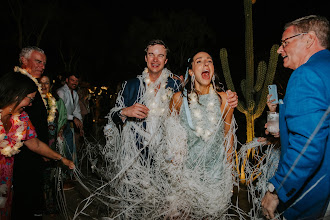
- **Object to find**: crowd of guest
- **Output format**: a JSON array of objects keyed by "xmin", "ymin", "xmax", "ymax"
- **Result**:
[
  {"xmin": 0, "ymin": 46, "xmax": 87, "ymax": 219},
  {"xmin": 0, "ymin": 14, "xmax": 329, "ymax": 220}
]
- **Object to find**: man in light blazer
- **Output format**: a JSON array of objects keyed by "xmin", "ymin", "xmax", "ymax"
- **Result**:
[{"xmin": 262, "ymin": 15, "xmax": 330, "ymax": 220}]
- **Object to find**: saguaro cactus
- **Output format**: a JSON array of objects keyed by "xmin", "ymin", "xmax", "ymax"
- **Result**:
[{"xmin": 220, "ymin": 0, "xmax": 279, "ymax": 143}]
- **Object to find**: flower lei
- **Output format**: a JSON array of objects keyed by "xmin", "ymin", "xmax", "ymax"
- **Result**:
[
  {"xmin": 0, "ymin": 110, "xmax": 24, "ymax": 157},
  {"xmin": 188, "ymin": 86, "xmax": 220, "ymax": 141},
  {"xmin": 142, "ymin": 68, "xmax": 174, "ymax": 117},
  {"xmin": 14, "ymin": 66, "xmax": 47, "ymax": 108},
  {"xmin": 44, "ymin": 93, "xmax": 57, "ymax": 123}
]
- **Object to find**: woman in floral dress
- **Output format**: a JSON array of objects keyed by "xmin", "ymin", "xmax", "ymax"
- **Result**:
[{"xmin": 0, "ymin": 72, "xmax": 74, "ymax": 219}]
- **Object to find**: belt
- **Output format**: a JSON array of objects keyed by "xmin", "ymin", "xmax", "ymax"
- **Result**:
[{"xmin": 68, "ymin": 120, "xmax": 74, "ymax": 128}]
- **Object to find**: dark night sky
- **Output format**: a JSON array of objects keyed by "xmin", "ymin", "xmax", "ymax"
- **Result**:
[{"xmin": 0, "ymin": 0, "xmax": 329, "ymax": 88}]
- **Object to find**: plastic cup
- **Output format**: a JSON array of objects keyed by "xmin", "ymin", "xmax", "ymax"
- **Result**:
[{"xmin": 267, "ymin": 111, "xmax": 279, "ymax": 134}]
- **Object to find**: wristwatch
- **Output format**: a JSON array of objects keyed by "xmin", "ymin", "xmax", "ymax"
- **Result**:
[
  {"xmin": 267, "ymin": 183, "xmax": 277, "ymax": 194},
  {"xmin": 119, "ymin": 109, "xmax": 126, "ymax": 117},
  {"xmin": 119, "ymin": 109, "xmax": 126, "ymax": 118},
  {"xmin": 119, "ymin": 109, "xmax": 127, "ymax": 122}
]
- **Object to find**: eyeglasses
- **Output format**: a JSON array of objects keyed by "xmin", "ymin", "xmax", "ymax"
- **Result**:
[
  {"xmin": 26, "ymin": 96, "xmax": 35, "ymax": 103},
  {"xmin": 280, "ymin": 33, "xmax": 307, "ymax": 48}
]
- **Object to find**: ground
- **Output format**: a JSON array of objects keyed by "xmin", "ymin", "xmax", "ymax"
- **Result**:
[
  {"xmin": 43, "ymin": 181, "xmax": 252, "ymax": 219},
  {"xmin": 43, "ymin": 181, "xmax": 100, "ymax": 220}
]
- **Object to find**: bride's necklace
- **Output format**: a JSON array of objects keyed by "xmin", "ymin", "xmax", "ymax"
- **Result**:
[
  {"xmin": 188, "ymin": 86, "xmax": 220, "ymax": 141},
  {"xmin": 0, "ymin": 110, "xmax": 25, "ymax": 157}
]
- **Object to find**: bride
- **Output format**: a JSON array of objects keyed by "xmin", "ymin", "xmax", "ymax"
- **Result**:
[{"xmin": 165, "ymin": 51, "xmax": 237, "ymax": 219}]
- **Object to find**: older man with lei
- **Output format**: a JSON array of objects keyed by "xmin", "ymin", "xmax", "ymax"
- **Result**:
[{"xmin": 12, "ymin": 46, "xmax": 55, "ymax": 219}]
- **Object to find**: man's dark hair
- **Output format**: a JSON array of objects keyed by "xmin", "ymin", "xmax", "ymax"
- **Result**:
[
  {"xmin": 64, "ymin": 72, "xmax": 80, "ymax": 80},
  {"xmin": 144, "ymin": 39, "xmax": 170, "ymax": 56}
]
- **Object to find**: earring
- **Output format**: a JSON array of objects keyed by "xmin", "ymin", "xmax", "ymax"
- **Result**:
[
  {"xmin": 191, "ymin": 74, "xmax": 195, "ymax": 90},
  {"xmin": 212, "ymin": 75, "xmax": 216, "ymax": 90},
  {"xmin": 9, "ymin": 108, "xmax": 12, "ymax": 113}
]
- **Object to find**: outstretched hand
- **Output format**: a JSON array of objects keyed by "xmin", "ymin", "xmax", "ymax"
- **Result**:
[
  {"xmin": 62, "ymin": 158, "xmax": 75, "ymax": 169},
  {"xmin": 226, "ymin": 90, "xmax": 238, "ymax": 109},
  {"xmin": 121, "ymin": 103, "xmax": 149, "ymax": 119}
]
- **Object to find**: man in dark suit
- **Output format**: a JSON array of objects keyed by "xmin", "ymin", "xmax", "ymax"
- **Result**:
[
  {"xmin": 12, "ymin": 46, "xmax": 49, "ymax": 219},
  {"xmin": 111, "ymin": 40, "xmax": 180, "ymax": 125},
  {"xmin": 109, "ymin": 40, "xmax": 181, "ymax": 160},
  {"xmin": 262, "ymin": 15, "xmax": 330, "ymax": 220}
]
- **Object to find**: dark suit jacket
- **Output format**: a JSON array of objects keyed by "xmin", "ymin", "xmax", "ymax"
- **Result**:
[
  {"xmin": 12, "ymin": 89, "xmax": 49, "ymax": 216},
  {"xmin": 112, "ymin": 75, "xmax": 181, "ymax": 127}
]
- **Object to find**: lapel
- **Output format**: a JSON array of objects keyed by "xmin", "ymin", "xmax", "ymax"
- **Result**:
[{"xmin": 279, "ymin": 96, "xmax": 289, "ymax": 158}]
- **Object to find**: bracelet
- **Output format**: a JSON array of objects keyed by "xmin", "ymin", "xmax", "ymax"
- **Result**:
[
  {"xmin": 119, "ymin": 109, "xmax": 126, "ymax": 118},
  {"xmin": 56, "ymin": 155, "xmax": 63, "ymax": 161}
]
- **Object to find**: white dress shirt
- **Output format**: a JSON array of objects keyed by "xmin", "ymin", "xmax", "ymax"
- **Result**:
[{"xmin": 57, "ymin": 84, "xmax": 82, "ymax": 121}]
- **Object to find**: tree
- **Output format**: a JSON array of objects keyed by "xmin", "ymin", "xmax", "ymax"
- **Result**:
[
  {"xmin": 7, "ymin": 0, "xmax": 59, "ymax": 48},
  {"xmin": 117, "ymin": 9, "xmax": 217, "ymax": 78}
]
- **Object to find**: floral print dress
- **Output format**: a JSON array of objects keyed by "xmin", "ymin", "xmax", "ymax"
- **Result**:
[{"xmin": 0, "ymin": 111, "xmax": 36, "ymax": 219}]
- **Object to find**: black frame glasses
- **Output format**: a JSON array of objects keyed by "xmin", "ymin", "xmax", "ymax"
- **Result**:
[{"xmin": 280, "ymin": 33, "xmax": 308, "ymax": 48}]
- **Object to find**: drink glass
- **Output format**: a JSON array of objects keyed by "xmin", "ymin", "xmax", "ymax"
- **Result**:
[{"xmin": 267, "ymin": 111, "xmax": 279, "ymax": 134}]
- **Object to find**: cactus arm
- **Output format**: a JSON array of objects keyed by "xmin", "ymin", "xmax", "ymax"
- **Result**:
[
  {"xmin": 237, "ymin": 100, "xmax": 247, "ymax": 114},
  {"xmin": 254, "ymin": 61, "xmax": 267, "ymax": 92},
  {"xmin": 220, "ymin": 48, "xmax": 236, "ymax": 92},
  {"xmin": 240, "ymin": 79, "xmax": 247, "ymax": 101},
  {"xmin": 266, "ymin": 44, "xmax": 280, "ymax": 80},
  {"xmin": 221, "ymin": 48, "xmax": 248, "ymax": 115},
  {"xmin": 254, "ymin": 44, "xmax": 279, "ymax": 119}
]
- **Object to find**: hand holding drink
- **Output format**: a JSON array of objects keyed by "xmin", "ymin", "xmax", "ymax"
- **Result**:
[{"xmin": 267, "ymin": 111, "xmax": 279, "ymax": 136}]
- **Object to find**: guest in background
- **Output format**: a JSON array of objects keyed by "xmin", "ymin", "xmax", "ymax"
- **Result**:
[
  {"xmin": 40, "ymin": 74, "xmax": 67, "ymax": 215},
  {"xmin": 57, "ymin": 72, "xmax": 83, "ymax": 189}
]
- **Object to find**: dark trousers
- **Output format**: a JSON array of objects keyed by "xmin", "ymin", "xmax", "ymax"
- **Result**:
[{"xmin": 12, "ymin": 146, "xmax": 45, "ymax": 219}]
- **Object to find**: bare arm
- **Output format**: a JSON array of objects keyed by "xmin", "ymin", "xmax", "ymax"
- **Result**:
[
  {"xmin": 24, "ymin": 138, "xmax": 75, "ymax": 169},
  {"xmin": 169, "ymin": 92, "xmax": 183, "ymax": 114},
  {"xmin": 219, "ymin": 92, "xmax": 235, "ymax": 162}
]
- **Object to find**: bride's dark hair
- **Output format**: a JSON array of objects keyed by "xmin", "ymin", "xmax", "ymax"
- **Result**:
[
  {"xmin": 181, "ymin": 51, "xmax": 224, "ymax": 104},
  {"xmin": 0, "ymin": 71, "xmax": 38, "ymax": 109}
]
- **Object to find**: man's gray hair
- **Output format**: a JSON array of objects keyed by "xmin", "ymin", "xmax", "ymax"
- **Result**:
[
  {"xmin": 285, "ymin": 15, "xmax": 330, "ymax": 49},
  {"xmin": 19, "ymin": 46, "xmax": 45, "ymax": 65}
]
